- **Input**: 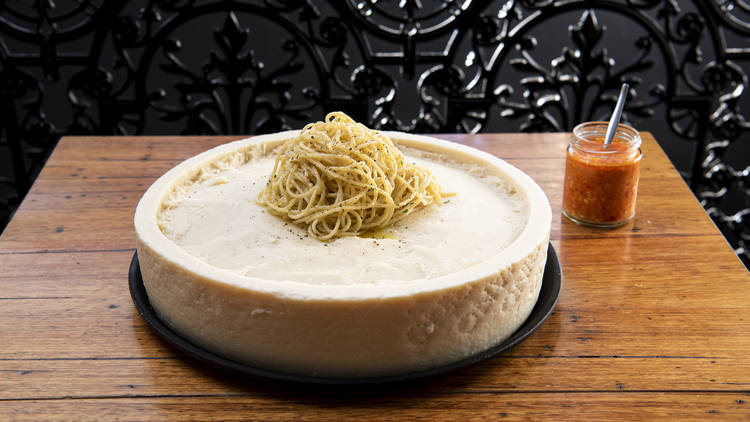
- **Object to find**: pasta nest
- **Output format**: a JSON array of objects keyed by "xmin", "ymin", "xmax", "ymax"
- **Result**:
[{"xmin": 257, "ymin": 112, "xmax": 451, "ymax": 240}]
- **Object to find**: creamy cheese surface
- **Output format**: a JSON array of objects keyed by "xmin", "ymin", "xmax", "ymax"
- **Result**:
[{"xmin": 157, "ymin": 148, "xmax": 528, "ymax": 285}]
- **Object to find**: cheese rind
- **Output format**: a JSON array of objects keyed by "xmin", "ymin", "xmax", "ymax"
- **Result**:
[{"xmin": 134, "ymin": 131, "xmax": 551, "ymax": 377}]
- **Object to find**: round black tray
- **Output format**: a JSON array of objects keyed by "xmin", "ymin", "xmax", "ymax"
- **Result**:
[{"xmin": 129, "ymin": 243, "xmax": 562, "ymax": 385}]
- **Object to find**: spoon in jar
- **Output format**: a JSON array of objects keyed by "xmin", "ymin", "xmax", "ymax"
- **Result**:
[{"xmin": 604, "ymin": 83, "xmax": 630, "ymax": 146}]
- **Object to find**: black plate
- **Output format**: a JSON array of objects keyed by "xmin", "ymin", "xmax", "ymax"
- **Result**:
[{"xmin": 129, "ymin": 243, "xmax": 562, "ymax": 385}]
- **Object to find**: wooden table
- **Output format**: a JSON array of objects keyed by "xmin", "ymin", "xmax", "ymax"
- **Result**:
[{"xmin": 1, "ymin": 133, "xmax": 749, "ymax": 420}]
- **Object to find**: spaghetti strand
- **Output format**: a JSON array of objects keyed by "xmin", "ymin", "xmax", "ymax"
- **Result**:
[{"xmin": 257, "ymin": 112, "xmax": 452, "ymax": 240}]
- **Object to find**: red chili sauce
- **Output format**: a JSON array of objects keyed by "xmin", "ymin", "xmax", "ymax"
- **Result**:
[{"xmin": 562, "ymin": 140, "xmax": 641, "ymax": 227}]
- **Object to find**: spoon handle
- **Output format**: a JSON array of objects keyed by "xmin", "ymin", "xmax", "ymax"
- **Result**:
[{"xmin": 604, "ymin": 83, "xmax": 630, "ymax": 145}]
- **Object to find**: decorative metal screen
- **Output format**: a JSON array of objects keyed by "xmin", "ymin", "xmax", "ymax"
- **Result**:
[{"xmin": 0, "ymin": 1, "xmax": 748, "ymax": 265}]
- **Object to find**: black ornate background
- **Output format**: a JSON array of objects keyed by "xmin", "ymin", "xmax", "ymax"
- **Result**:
[{"xmin": 0, "ymin": 0, "xmax": 748, "ymax": 265}]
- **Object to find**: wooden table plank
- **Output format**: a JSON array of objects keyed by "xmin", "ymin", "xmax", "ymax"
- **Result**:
[
  {"xmin": 2, "ymin": 356, "xmax": 750, "ymax": 400},
  {"xmin": 2, "ymin": 393, "xmax": 749, "ymax": 421},
  {"xmin": 0, "ymin": 133, "xmax": 724, "ymax": 253},
  {"xmin": 1, "ymin": 133, "xmax": 748, "ymax": 420}
]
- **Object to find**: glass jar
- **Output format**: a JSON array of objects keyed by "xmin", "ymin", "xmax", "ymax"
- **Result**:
[{"xmin": 562, "ymin": 121, "xmax": 642, "ymax": 228}]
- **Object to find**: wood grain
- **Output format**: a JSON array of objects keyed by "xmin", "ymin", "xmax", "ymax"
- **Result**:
[
  {"xmin": 1, "ymin": 133, "xmax": 748, "ymax": 420},
  {"xmin": 2, "ymin": 393, "xmax": 749, "ymax": 422}
]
